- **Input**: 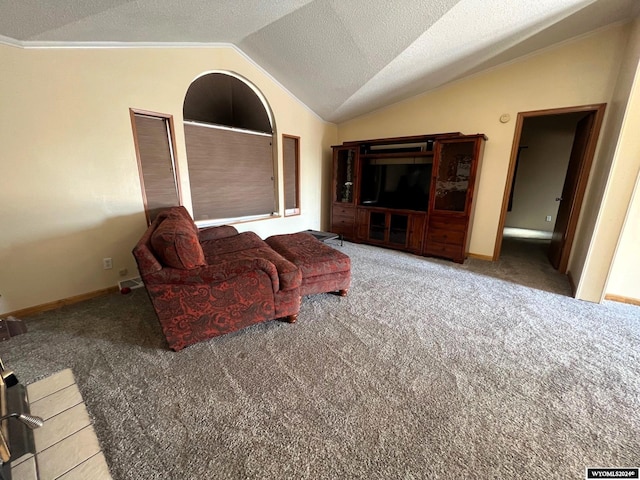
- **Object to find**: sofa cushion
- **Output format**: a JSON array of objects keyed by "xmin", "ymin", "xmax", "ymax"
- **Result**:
[
  {"xmin": 201, "ymin": 231, "xmax": 267, "ymax": 258},
  {"xmin": 151, "ymin": 212, "xmax": 206, "ymax": 269},
  {"xmin": 198, "ymin": 225, "xmax": 239, "ymax": 242},
  {"xmin": 265, "ymin": 233, "xmax": 351, "ymax": 278},
  {"xmin": 210, "ymin": 246, "xmax": 301, "ymax": 292}
]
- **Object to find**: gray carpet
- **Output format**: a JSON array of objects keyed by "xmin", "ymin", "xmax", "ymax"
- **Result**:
[{"xmin": 2, "ymin": 240, "xmax": 639, "ymax": 479}]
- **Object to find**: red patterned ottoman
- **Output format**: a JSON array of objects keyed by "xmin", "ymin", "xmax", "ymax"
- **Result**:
[{"xmin": 265, "ymin": 232, "xmax": 351, "ymax": 297}]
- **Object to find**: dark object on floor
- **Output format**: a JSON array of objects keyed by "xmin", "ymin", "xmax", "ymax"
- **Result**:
[
  {"xmin": 305, "ymin": 229, "xmax": 343, "ymax": 246},
  {"xmin": 0, "ymin": 321, "xmax": 8, "ymax": 342},
  {"xmin": 0, "ymin": 317, "xmax": 27, "ymax": 341}
]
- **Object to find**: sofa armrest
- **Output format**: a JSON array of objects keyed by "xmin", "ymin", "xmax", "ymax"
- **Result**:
[{"xmin": 142, "ymin": 258, "xmax": 281, "ymax": 293}]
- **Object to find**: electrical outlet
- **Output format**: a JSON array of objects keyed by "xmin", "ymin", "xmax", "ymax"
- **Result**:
[
  {"xmin": 103, "ymin": 257, "xmax": 113, "ymax": 270},
  {"xmin": 545, "ymin": 215, "xmax": 552, "ymax": 222},
  {"xmin": 119, "ymin": 268, "xmax": 128, "ymax": 277}
]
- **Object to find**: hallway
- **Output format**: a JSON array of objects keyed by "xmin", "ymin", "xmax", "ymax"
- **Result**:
[{"xmin": 465, "ymin": 228, "xmax": 573, "ymax": 296}]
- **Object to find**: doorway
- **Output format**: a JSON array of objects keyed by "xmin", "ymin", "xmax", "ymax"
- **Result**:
[{"xmin": 494, "ymin": 104, "xmax": 606, "ymax": 293}]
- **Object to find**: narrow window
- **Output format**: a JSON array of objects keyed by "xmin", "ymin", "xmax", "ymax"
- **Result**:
[
  {"xmin": 283, "ymin": 134, "xmax": 300, "ymax": 216},
  {"xmin": 130, "ymin": 109, "xmax": 181, "ymax": 225}
]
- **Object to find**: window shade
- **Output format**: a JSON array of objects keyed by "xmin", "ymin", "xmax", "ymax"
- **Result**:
[
  {"xmin": 184, "ymin": 123, "xmax": 276, "ymax": 220},
  {"xmin": 283, "ymin": 135, "xmax": 299, "ymax": 211},
  {"xmin": 132, "ymin": 113, "xmax": 180, "ymax": 224}
]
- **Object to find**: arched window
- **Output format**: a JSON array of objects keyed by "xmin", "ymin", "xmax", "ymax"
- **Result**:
[{"xmin": 183, "ymin": 72, "xmax": 277, "ymax": 222}]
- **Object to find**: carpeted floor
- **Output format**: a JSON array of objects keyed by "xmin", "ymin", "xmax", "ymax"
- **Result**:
[{"xmin": 2, "ymin": 239, "xmax": 639, "ymax": 479}]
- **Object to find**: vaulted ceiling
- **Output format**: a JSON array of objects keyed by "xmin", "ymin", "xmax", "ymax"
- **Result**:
[{"xmin": 1, "ymin": 0, "xmax": 638, "ymax": 123}]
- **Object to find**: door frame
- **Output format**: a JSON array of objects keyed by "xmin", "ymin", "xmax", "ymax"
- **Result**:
[{"xmin": 493, "ymin": 104, "xmax": 606, "ymax": 275}]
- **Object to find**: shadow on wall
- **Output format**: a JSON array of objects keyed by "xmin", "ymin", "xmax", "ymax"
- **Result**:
[{"xmin": 0, "ymin": 212, "xmax": 149, "ymax": 316}]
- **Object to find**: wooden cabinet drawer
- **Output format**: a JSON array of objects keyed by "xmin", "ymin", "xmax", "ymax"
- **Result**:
[
  {"xmin": 332, "ymin": 205, "xmax": 355, "ymax": 219},
  {"xmin": 428, "ymin": 216, "xmax": 466, "ymax": 232},
  {"xmin": 423, "ymin": 241, "xmax": 464, "ymax": 263},
  {"xmin": 332, "ymin": 205, "xmax": 356, "ymax": 240},
  {"xmin": 332, "ymin": 214, "xmax": 355, "ymax": 228},
  {"xmin": 426, "ymin": 228, "xmax": 464, "ymax": 245},
  {"xmin": 425, "ymin": 213, "xmax": 467, "ymax": 262}
]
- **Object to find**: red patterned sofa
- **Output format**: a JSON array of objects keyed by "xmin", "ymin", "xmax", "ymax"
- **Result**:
[{"xmin": 133, "ymin": 207, "xmax": 301, "ymax": 351}]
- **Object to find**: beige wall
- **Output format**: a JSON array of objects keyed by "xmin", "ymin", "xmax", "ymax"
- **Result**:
[
  {"xmin": 0, "ymin": 44, "xmax": 336, "ymax": 315},
  {"xmin": 600, "ymin": 18, "xmax": 640, "ymax": 303},
  {"xmin": 506, "ymin": 114, "xmax": 582, "ymax": 232},
  {"xmin": 337, "ymin": 23, "xmax": 632, "ymax": 301},
  {"xmin": 607, "ymin": 170, "xmax": 640, "ymax": 302},
  {"xmin": 573, "ymin": 17, "xmax": 640, "ymax": 302}
]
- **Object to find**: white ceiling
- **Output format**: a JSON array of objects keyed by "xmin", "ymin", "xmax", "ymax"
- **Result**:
[{"xmin": 1, "ymin": 0, "xmax": 638, "ymax": 123}]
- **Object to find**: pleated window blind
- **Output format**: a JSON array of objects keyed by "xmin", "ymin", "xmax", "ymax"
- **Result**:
[
  {"xmin": 283, "ymin": 134, "xmax": 300, "ymax": 215},
  {"xmin": 131, "ymin": 111, "xmax": 181, "ymax": 225},
  {"xmin": 184, "ymin": 123, "xmax": 276, "ymax": 221}
]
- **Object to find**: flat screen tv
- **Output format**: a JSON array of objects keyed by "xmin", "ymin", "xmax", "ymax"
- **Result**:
[{"xmin": 359, "ymin": 159, "xmax": 432, "ymax": 211}]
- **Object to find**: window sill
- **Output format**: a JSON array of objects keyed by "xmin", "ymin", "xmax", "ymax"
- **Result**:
[
  {"xmin": 284, "ymin": 208, "xmax": 301, "ymax": 217},
  {"xmin": 195, "ymin": 212, "xmax": 280, "ymax": 228}
]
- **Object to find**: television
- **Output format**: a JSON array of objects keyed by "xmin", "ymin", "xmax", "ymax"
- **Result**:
[{"xmin": 359, "ymin": 158, "xmax": 432, "ymax": 211}]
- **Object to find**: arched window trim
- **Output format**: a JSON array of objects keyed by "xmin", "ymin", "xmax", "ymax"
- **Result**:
[
  {"xmin": 183, "ymin": 70, "xmax": 280, "ymax": 227},
  {"xmin": 188, "ymin": 69, "xmax": 275, "ymax": 131}
]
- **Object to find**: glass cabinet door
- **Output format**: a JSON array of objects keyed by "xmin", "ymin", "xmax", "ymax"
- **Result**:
[
  {"xmin": 368, "ymin": 211, "xmax": 386, "ymax": 241},
  {"xmin": 366, "ymin": 212, "xmax": 409, "ymax": 245},
  {"xmin": 388, "ymin": 214, "xmax": 408, "ymax": 245},
  {"xmin": 335, "ymin": 147, "xmax": 356, "ymax": 204},
  {"xmin": 433, "ymin": 140, "xmax": 475, "ymax": 212}
]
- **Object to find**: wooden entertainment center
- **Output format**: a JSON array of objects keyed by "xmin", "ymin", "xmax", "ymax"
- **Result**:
[{"xmin": 331, "ymin": 133, "xmax": 486, "ymax": 263}]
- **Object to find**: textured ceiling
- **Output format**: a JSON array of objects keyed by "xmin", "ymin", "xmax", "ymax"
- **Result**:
[{"xmin": 0, "ymin": 0, "xmax": 638, "ymax": 123}]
